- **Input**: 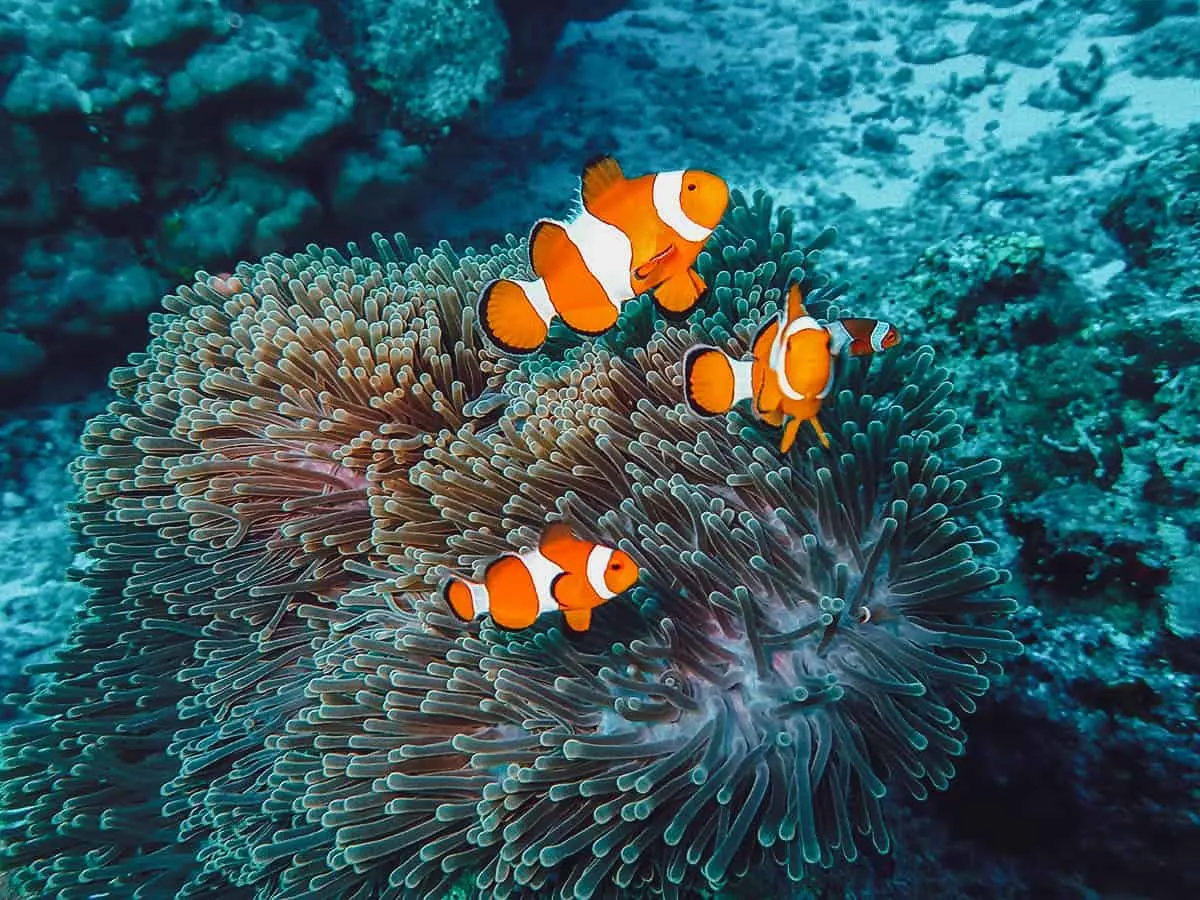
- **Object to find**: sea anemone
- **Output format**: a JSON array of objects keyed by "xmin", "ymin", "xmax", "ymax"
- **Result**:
[{"xmin": 0, "ymin": 192, "xmax": 1020, "ymax": 899}]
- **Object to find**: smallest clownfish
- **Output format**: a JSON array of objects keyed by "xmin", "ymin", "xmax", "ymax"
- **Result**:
[
  {"xmin": 683, "ymin": 282, "xmax": 901, "ymax": 453},
  {"xmin": 441, "ymin": 523, "xmax": 640, "ymax": 632}
]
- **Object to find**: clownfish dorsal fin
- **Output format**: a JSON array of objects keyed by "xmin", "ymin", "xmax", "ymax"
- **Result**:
[
  {"xmin": 786, "ymin": 282, "xmax": 808, "ymax": 322},
  {"xmin": 539, "ymin": 521, "xmax": 583, "ymax": 562},
  {"xmin": 580, "ymin": 155, "xmax": 626, "ymax": 209}
]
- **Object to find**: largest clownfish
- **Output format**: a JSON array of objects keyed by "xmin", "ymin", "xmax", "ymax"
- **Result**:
[
  {"xmin": 683, "ymin": 282, "xmax": 902, "ymax": 452},
  {"xmin": 441, "ymin": 523, "xmax": 640, "ymax": 632},
  {"xmin": 478, "ymin": 155, "xmax": 729, "ymax": 354}
]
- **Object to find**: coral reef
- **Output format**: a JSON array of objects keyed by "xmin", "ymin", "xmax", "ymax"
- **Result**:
[
  {"xmin": 0, "ymin": 194, "xmax": 1019, "ymax": 898},
  {"xmin": 3, "ymin": 0, "xmax": 1199, "ymax": 897},
  {"xmin": 0, "ymin": 0, "xmax": 608, "ymax": 390}
]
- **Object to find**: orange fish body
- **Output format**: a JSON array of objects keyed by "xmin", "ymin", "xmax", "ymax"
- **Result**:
[
  {"xmin": 441, "ymin": 523, "xmax": 639, "ymax": 632},
  {"xmin": 478, "ymin": 156, "xmax": 729, "ymax": 354},
  {"xmin": 683, "ymin": 283, "xmax": 901, "ymax": 453}
]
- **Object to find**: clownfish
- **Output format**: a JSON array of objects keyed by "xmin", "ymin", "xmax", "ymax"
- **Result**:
[
  {"xmin": 477, "ymin": 155, "xmax": 729, "ymax": 354},
  {"xmin": 440, "ymin": 523, "xmax": 640, "ymax": 632},
  {"xmin": 683, "ymin": 282, "xmax": 901, "ymax": 453}
]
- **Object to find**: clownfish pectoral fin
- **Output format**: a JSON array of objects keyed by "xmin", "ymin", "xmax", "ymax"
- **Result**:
[
  {"xmin": 652, "ymin": 271, "xmax": 704, "ymax": 318},
  {"xmin": 580, "ymin": 155, "xmax": 626, "ymax": 208},
  {"xmin": 633, "ymin": 245, "xmax": 677, "ymax": 283},
  {"xmin": 478, "ymin": 278, "xmax": 554, "ymax": 354},
  {"xmin": 562, "ymin": 607, "xmax": 593, "ymax": 632},
  {"xmin": 683, "ymin": 345, "xmax": 751, "ymax": 416},
  {"xmin": 785, "ymin": 282, "xmax": 808, "ymax": 322},
  {"xmin": 688, "ymin": 268, "xmax": 707, "ymax": 295}
]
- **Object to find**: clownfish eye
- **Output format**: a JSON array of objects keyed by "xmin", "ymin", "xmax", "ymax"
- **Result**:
[
  {"xmin": 686, "ymin": 182, "xmax": 697, "ymax": 191},
  {"xmin": 609, "ymin": 561, "xmax": 623, "ymax": 571}
]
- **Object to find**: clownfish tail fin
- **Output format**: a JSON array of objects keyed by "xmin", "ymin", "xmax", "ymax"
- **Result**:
[
  {"xmin": 683, "ymin": 345, "xmax": 752, "ymax": 416},
  {"xmin": 442, "ymin": 576, "xmax": 483, "ymax": 622},
  {"xmin": 478, "ymin": 278, "xmax": 554, "ymax": 355}
]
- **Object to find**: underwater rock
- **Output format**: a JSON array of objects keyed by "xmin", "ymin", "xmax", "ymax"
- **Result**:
[
  {"xmin": 75, "ymin": 165, "xmax": 142, "ymax": 213},
  {"xmin": 0, "ymin": 0, "xmax": 591, "ymax": 392},
  {"xmin": 1122, "ymin": 12, "xmax": 1200, "ymax": 78},
  {"xmin": 355, "ymin": 0, "xmax": 508, "ymax": 136},
  {"xmin": 1102, "ymin": 123, "xmax": 1200, "ymax": 296}
]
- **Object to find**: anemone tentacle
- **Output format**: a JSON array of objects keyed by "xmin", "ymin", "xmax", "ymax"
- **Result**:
[{"xmin": 0, "ymin": 192, "xmax": 1020, "ymax": 900}]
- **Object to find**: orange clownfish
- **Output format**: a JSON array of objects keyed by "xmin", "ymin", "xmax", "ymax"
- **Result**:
[
  {"xmin": 478, "ymin": 155, "xmax": 729, "ymax": 354},
  {"xmin": 683, "ymin": 282, "xmax": 901, "ymax": 453},
  {"xmin": 440, "ymin": 523, "xmax": 640, "ymax": 632}
]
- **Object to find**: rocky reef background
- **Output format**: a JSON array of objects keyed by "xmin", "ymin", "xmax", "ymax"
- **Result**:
[{"xmin": 0, "ymin": 0, "xmax": 1197, "ymax": 898}]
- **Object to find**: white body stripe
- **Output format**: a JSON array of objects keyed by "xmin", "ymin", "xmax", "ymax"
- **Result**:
[
  {"xmin": 519, "ymin": 548, "xmax": 565, "ymax": 614},
  {"xmin": 826, "ymin": 320, "xmax": 852, "ymax": 356},
  {"xmin": 771, "ymin": 315, "xmax": 823, "ymax": 401},
  {"xmin": 652, "ymin": 170, "xmax": 712, "ymax": 244},
  {"xmin": 516, "ymin": 278, "xmax": 556, "ymax": 325},
  {"xmin": 467, "ymin": 579, "xmax": 490, "ymax": 615},
  {"xmin": 730, "ymin": 356, "xmax": 755, "ymax": 404},
  {"xmin": 870, "ymin": 321, "xmax": 891, "ymax": 352},
  {"xmin": 816, "ymin": 363, "xmax": 836, "ymax": 399},
  {"xmin": 586, "ymin": 545, "xmax": 616, "ymax": 600},
  {"xmin": 563, "ymin": 210, "xmax": 634, "ymax": 306}
]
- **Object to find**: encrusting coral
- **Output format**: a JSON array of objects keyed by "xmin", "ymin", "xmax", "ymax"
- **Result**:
[{"xmin": 0, "ymin": 191, "xmax": 1021, "ymax": 899}]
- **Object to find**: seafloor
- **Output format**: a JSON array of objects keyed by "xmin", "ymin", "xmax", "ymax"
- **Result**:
[{"xmin": 0, "ymin": 0, "xmax": 1197, "ymax": 898}]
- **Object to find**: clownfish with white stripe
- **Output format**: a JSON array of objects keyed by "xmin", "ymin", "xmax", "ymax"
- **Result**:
[
  {"xmin": 477, "ymin": 155, "xmax": 729, "ymax": 354},
  {"xmin": 683, "ymin": 282, "xmax": 901, "ymax": 453},
  {"xmin": 440, "ymin": 523, "xmax": 640, "ymax": 632}
]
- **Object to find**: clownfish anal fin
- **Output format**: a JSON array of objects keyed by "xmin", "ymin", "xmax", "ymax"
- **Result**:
[
  {"xmin": 550, "ymin": 571, "xmax": 587, "ymax": 612},
  {"xmin": 562, "ymin": 607, "xmax": 593, "ymax": 632},
  {"xmin": 580, "ymin": 155, "xmax": 625, "ymax": 208},
  {"xmin": 652, "ymin": 272, "xmax": 704, "ymax": 316}
]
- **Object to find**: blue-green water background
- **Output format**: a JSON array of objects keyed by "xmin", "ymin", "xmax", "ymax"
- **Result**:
[{"xmin": 0, "ymin": 0, "xmax": 1197, "ymax": 897}]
